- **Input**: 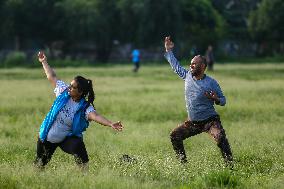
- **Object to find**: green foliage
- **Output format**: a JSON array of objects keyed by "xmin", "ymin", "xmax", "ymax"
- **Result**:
[
  {"xmin": 0, "ymin": 53, "xmax": 95, "ymax": 68},
  {"xmin": 137, "ymin": 0, "xmax": 182, "ymax": 47},
  {"xmin": 212, "ymin": 0, "xmax": 261, "ymax": 40},
  {"xmin": 0, "ymin": 64, "xmax": 283, "ymax": 188},
  {"xmin": 92, "ymin": 0, "xmax": 121, "ymax": 62},
  {"xmin": 117, "ymin": 0, "xmax": 144, "ymax": 45},
  {"xmin": 0, "ymin": 0, "xmax": 230, "ymax": 61},
  {"xmin": 249, "ymin": 0, "xmax": 284, "ymax": 42},
  {"xmin": 200, "ymin": 170, "xmax": 239, "ymax": 188},
  {"xmin": 55, "ymin": 0, "xmax": 121, "ymax": 62},
  {"xmin": 3, "ymin": 51, "xmax": 27, "ymax": 67},
  {"xmin": 56, "ymin": 0, "xmax": 97, "ymax": 41},
  {"xmin": 0, "ymin": 174, "xmax": 18, "ymax": 189},
  {"xmin": 0, "ymin": 0, "xmax": 63, "ymax": 49},
  {"xmin": 180, "ymin": 0, "xmax": 225, "ymax": 54},
  {"xmin": 0, "ymin": 0, "xmax": 25, "ymax": 38},
  {"xmin": 49, "ymin": 59, "xmax": 91, "ymax": 68}
]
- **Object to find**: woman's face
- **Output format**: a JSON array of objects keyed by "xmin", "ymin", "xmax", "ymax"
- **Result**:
[{"xmin": 68, "ymin": 80, "xmax": 82, "ymax": 100}]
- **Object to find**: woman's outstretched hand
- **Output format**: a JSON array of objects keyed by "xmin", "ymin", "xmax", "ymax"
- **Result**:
[{"xmin": 111, "ymin": 121, "xmax": 123, "ymax": 131}]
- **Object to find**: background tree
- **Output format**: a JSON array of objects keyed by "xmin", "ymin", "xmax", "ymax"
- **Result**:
[
  {"xmin": 1, "ymin": 0, "xmax": 26, "ymax": 50},
  {"xmin": 0, "ymin": 0, "xmax": 282, "ymax": 63},
  {"xmin": 56, "ymin": 0, "xmax": 97, "ymax": 57},
  {"xmin": 56, "ymin": 0, "xmax": 120, "ymax": 62},
  {"xmin": 117, "ymin": 0, "xmax": 144, "ymax": 46},
  {"xmin": 0, "ymin": 0, "xmax": 64, "ymax": 51},
  {"xmin": 137, "ymin": 0, "xmax": 182, "ymax": 48},
  {"xmin": 211, "ymin": 0, "xmax": 260, "ymax": 40},
  {"xmin": 93, "ymin": 0, "xmax": 120, "ymax": 62},
  {"xmin": 0, "ymin": 0, "xmax": 6, "ymax": 48},
  {"xmin": 248, "ymin": 0, "xmax": 284, "ymax": 55},
  {"xmin": 179, "ymin": 0, "xmax": 224, "ymax": 56}
]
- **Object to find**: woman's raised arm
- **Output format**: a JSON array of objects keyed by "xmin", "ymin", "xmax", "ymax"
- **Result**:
[{"xmin": 38, "ymin": 51, "xmax": 58, "ymax": 88}]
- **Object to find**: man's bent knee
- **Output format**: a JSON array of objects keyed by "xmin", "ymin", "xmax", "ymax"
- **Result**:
[
  {"xmin": 170, "ymin": 129, "xmax": 182, "ymax": 142},
  {"xmin": 215, "ymin": 130, "xmax": 226, "ymax": 145}
]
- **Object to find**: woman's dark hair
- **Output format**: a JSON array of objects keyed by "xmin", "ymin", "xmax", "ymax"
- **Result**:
[{"xmin": 74, "ymin": 76, "xmax": 95, "ymax": 107}]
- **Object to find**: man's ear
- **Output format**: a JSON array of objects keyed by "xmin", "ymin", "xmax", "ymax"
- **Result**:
[{"xmin": 202, "ymin": 63, "xmax": 206, "ymax": 70}]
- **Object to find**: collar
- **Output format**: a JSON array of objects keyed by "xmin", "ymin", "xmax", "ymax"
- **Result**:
[{"xmin": 193, "ymin": 74, "xmax": 206, "ymax": 81}]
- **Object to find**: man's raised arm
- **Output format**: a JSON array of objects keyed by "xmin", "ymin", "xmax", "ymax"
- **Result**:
[{"xmin": 164, "ymin": 36, "xmax": 188, "ymax": 80}]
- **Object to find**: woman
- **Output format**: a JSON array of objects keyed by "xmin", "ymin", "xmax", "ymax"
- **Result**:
[{"xmin": 34, "ymin": 52, "xmax": 123, "ymax": 168}]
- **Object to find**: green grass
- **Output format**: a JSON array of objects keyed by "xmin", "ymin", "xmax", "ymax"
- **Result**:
[{"xmin": 0, "ymin": 63, "xmax": 283, "ymax": 189}]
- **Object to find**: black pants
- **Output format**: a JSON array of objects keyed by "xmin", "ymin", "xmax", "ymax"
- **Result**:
[
  {"xmin": 170, "ymin": 115, "xmax": 233, "ymax": 163},
  {"xmin": 208, "ymin": 61, "xmax": 214, "ymax": 71},
  {"xmin": 133, "ymin": 61, "xmax": 140, "ymax": 72},
  {"xmin": 34, "ymin": 136, "xmax": 89, "ymax": 167}
]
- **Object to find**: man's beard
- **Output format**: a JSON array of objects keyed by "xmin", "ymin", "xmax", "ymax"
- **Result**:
[{"xmin": 191, "ymin": 68, "xmax": 202, "ymax": 76}]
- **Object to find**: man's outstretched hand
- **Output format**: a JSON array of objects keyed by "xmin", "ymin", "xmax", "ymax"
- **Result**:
[
  {"xmin": 205, "ymin": 91, "xmax": 220, "ymax": 104},
  {"xmin": 165, "ymin": 36, "xmax": 174, "ymax": 52}
]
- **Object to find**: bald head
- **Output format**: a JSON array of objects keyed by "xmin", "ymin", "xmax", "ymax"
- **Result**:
[
  {"xmin": 190, "ymin": 55, "xmax": 207, "ymax": 77},
  {"xmin": 194, "ymin": 55, "xmax": 207, "ymax": 68}
]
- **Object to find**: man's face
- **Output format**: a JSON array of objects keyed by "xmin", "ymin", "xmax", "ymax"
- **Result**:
[
  {"xmin": 208, "ymin": 45, "xmax": 213, "ymax": 51},
  {"xmin": 68, "ymin": 80, "xmax": 82, "ymax": 99},
  {"xmin": 190, "ymin": 56, "xmax": 204, "ymax": 76}
]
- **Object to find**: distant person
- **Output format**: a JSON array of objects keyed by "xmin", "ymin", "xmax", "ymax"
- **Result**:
[
  {"xmin": 205, "ymin": 45, "xmax": 215, "ymax": 71},
  {"xmin": 190, "ymin": 45, "xmax": 198, "ymax": 57},
  {"xmin": 34, "ymin": 52, "xmax": 123, "ymax": 169},
  {"xmin": 131, "ymin": 49, "xmax": 140, "ymax": 72},
  {"xmin": 164, "ymin": 37, "xmax": 233, "ymax": 166}
]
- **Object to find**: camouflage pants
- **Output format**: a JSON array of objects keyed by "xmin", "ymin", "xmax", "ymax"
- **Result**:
[{"xmin": 170, "ymin": 115, "xmax": 233, "ymax": 163}]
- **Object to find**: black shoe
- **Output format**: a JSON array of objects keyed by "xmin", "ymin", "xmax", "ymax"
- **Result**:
[
  {"xmin": 225, "ymin": 160, "xmax": 234, "ymax": 170},
  {"xmin": 180, "ymin": 158, "xmax": 188, "ymax": 164},
  {"xmin": 119, "ymin": 154, "xmax": 138, "ymax": 164}
]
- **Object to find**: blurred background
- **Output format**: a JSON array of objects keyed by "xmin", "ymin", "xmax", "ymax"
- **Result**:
[{"xmin": 0, "ymin": 0, "xmax": 283, "ymax": 66}]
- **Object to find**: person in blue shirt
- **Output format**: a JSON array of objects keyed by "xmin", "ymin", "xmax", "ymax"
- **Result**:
[
  {"xmin": 34, "ymin": 52, "xmax": 123, "ymax": 169},
  {"xmin": 131, "ymin": 49, "xmax": 140, "ymax": 72},
  {"xmin": 164, "ymin": 37, "xmax": 233, "ymax": 165}
]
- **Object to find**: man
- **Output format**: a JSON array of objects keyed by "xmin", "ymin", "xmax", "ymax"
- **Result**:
[
  {"xmin": 164, "ymin": 37, "xmax": 233, "ymax": 165},
  {"xmin": 205, "ymin": 45, "xmax": 215, "ymax": 71},
  {"xmin": 131, "ymin": 49, "xmax": 140, "ymax": 72}
]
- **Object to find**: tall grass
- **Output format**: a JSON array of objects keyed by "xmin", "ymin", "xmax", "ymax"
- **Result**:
[{"xmin": 0, "ymin": 63, "xmax": 283, "ymax": 188}]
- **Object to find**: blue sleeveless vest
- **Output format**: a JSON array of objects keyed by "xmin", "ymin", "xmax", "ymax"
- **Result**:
[{"xmin": 39, "ymin": 89, "xmax": 89, "ymax": 142}]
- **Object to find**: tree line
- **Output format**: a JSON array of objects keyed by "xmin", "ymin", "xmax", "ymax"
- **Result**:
[{"xmin": 0, "ymin": 0, "xmax": 283, "ymax": 62}]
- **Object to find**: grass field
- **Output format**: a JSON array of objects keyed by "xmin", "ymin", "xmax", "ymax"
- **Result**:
[{"xmin": 0, "ymin": 63, "xmax": 283, "ymax": 189}]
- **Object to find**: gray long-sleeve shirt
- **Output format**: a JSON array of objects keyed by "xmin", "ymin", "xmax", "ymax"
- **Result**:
[{"xmin": 164, "ymin": 51, "xmax": 226, "ymax": 121}]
